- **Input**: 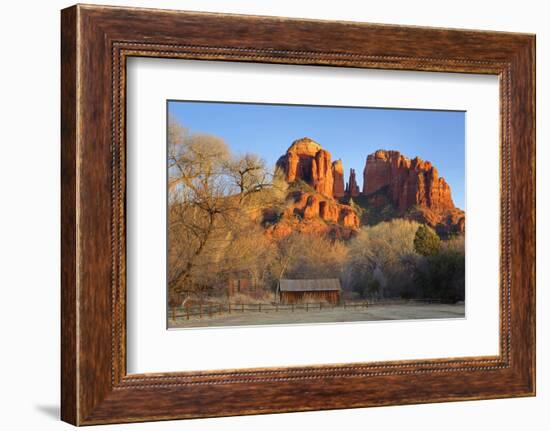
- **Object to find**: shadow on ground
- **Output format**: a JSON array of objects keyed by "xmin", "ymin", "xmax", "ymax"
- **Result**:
[{"xmin": 35, "ymin": 404, "xmax": 59, "ymax": 420}]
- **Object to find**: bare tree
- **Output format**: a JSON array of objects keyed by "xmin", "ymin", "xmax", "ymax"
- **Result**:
[
  {"xmin": 167, "ymin": 118, "xmax": 236, "ymax": 296},
  {"xmin": 346, "ymin": 219, "xmax": 420, "ymax": 298},
  {"xmin": 270, "ymin": 233, "xmax": 348, "ymax": 281},
  {"xmin": 167, "ymin": 117, "xmax": 277, "ymax": 299},
  {"xmin": 225, "ymin": 153, "xmax": 272, "ymax": 203}
]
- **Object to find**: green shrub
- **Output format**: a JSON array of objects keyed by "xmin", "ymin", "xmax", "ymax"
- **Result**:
[
  {"xmin": 413, "ymin": 243, "xmax": 465, "ymax": 303},
  {"xmin": 414, "ymin": 225, "xmax": 441, "ymax": 256}
]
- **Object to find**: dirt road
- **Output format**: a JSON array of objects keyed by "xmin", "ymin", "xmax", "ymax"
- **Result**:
[{"xmin": 169, "ymin": 302, "xmax": 465, "ymax": 329}]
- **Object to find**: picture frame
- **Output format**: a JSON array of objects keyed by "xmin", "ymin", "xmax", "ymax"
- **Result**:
[{"xmin": 61, "ymin": 4, "xmax": 535, "ymax": 425}]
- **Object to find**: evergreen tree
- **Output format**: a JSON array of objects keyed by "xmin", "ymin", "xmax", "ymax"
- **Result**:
[{"xmin": 413, "ymin": 225, "xmax": 441, "ymax": 256}]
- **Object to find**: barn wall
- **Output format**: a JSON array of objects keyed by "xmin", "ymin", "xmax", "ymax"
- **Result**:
[{"xmin": 280, "ymin": 291, "xmax": 340, "ymax": 304}]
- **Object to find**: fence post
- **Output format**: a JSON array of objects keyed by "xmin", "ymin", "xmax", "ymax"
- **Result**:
[
  {"xmin": 228, "ymin": 303, "xmax": 231, "ymax": 314},
  {"xmin": 259, "ymin": 303, "xmax": 261, "ymax": 312},
  {"xmin": 186, "ymin": 308, "xmax": 189, "ymax": 320},
  {"xmin": 276, "ymin": 303, "xmax": 278, "ymax": 312},
  {"xmin": 292, "ymin": 303, "xmax": 294, "ymax": 312},
  {"xmin": 306, "ymin": 303, "xmax": 309, "ymax": 312},
  {"xmin": 320, "ymin": 302, "xmax": 322, "ymax": 310},
  {"xmin": 242, "ymin": 303, "xmax": 244, "ymax": 313},
  {"xmin": 199, "ymin": 303, "xmax": 202, "ymax": 319}
]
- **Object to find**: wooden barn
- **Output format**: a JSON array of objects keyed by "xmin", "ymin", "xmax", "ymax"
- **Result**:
[{"xmin": 278, "ymin": 279, "xmax": 342, "ymax": 305}]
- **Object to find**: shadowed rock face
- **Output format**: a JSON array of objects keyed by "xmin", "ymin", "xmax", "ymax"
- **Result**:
[
  {"xmin": 362, "ymin": 149, "xmax": 455, "ymax": 212},
  {"xmin": 345, "ymin": 168, "xmax": 360, "ymax": 197}
]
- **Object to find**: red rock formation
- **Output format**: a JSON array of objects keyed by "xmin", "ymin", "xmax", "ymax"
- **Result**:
[
  {"xmin": 267, "ymin": 190, "xmax": 359, "ymax": 240},
  {"xmin": 277, "ymin": 137, "xmax": 334, "ymax": 197},
  {"xmin": 345, "ymin": 168, "xmax": 360, "ymax": 197},
  {"xmin": 362, "ymin": 150, "xmax": 394, "ymax": 195},
  {"xmin": 266, "ymin": 216, "xmax": 357, "ymax": 240},
  {"xmin": 362, "ymin": 150, "xmax": 464, "ymax": 234},
  {"xmin": 273, "ymin": 139, "xmax": 360, "ymax": 238},
  {"xmin": 285, "ymin": 191, "xmax": 359, "ymax": 229},
  {"xmin": 340, "ymin": 207, "xmax": 360, "ymax": 229},
  {"xmin": 273, "ymin": 142, "xmax": 464, "ymax": 238},
  {"xmin": 362, "ymin": 150, "xmax": 455, "ymax": 212},
  {"xmin": 285, "ymin": 151, "xmax": 300, "ymax": 182},
  {"xmin": 406, "ymin": 206, "xmax": 465, "ymax": 236},
  {"xmin": 312, "ymin": 149, "xmax": 334, "ymax": 197},
  {"xmin": 332, "ymin": 159, "xmax": 345, "ymax": 198}
]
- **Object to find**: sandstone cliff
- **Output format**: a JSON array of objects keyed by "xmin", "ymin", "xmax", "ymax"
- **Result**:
[
  {"xmin": 332, "ymin": 159, "xmax": 345, "ymax": 198},
  {"xmin": 276, "ymin": 137, "xmax": 334, "ymax": 197},
  {"xmin": 362, "ymin": 150, "xmax": 455, "ymax": 212},
  {"xmin": 286, "ymin": 191, "xmax": 359, "ymax": 228},
  {"xmin": 361, "ymin": 150, "xmax": 464, "ymax": 235},
  {"xmin": 266, "ymin": 191, "xmax": 359, "ymax": 240},
  {"xmin": 273, "ymin": 138, "xmax": 360, "ymax": 238},
  {"xmin": 272, "ymin": 141, "xmax": 464, "ymax": 238}
]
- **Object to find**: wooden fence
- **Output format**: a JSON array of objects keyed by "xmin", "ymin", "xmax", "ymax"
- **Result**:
[
  {"xmin": 168, "ymin": 300, "xmax": 370, "ymax": 321},
  {"xmin": 168, "ymin": 298, "xmax": 446, "ymax": 321}
]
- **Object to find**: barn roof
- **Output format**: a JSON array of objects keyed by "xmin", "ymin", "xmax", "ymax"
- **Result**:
[{"xmin": 279, "ymin": 279, "xmax": 341, "ymax": 292}]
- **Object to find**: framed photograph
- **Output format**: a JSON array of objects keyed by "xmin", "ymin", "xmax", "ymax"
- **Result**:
[{"xmin": 61, "ymin": 4, "xmax": 535, "ymax": 425}]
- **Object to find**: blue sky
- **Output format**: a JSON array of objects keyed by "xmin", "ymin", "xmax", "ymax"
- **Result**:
[{"xmin": 168, "ymin": 101, "xmax": 465, "ymax": 209}]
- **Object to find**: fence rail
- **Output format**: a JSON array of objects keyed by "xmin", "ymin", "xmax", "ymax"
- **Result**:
[
  {"xmin": 168, "ymin": 300, "xmax": 370, "ymax": 320},
  {"xmin": 168, "ymin": 298, "xmax": 448, "ymax": 321}
]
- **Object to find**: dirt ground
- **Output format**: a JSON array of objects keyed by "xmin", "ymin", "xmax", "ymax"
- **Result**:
[{"xmin": 169, "ymin": 302, "xmax": 465, "ymax": 329}]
